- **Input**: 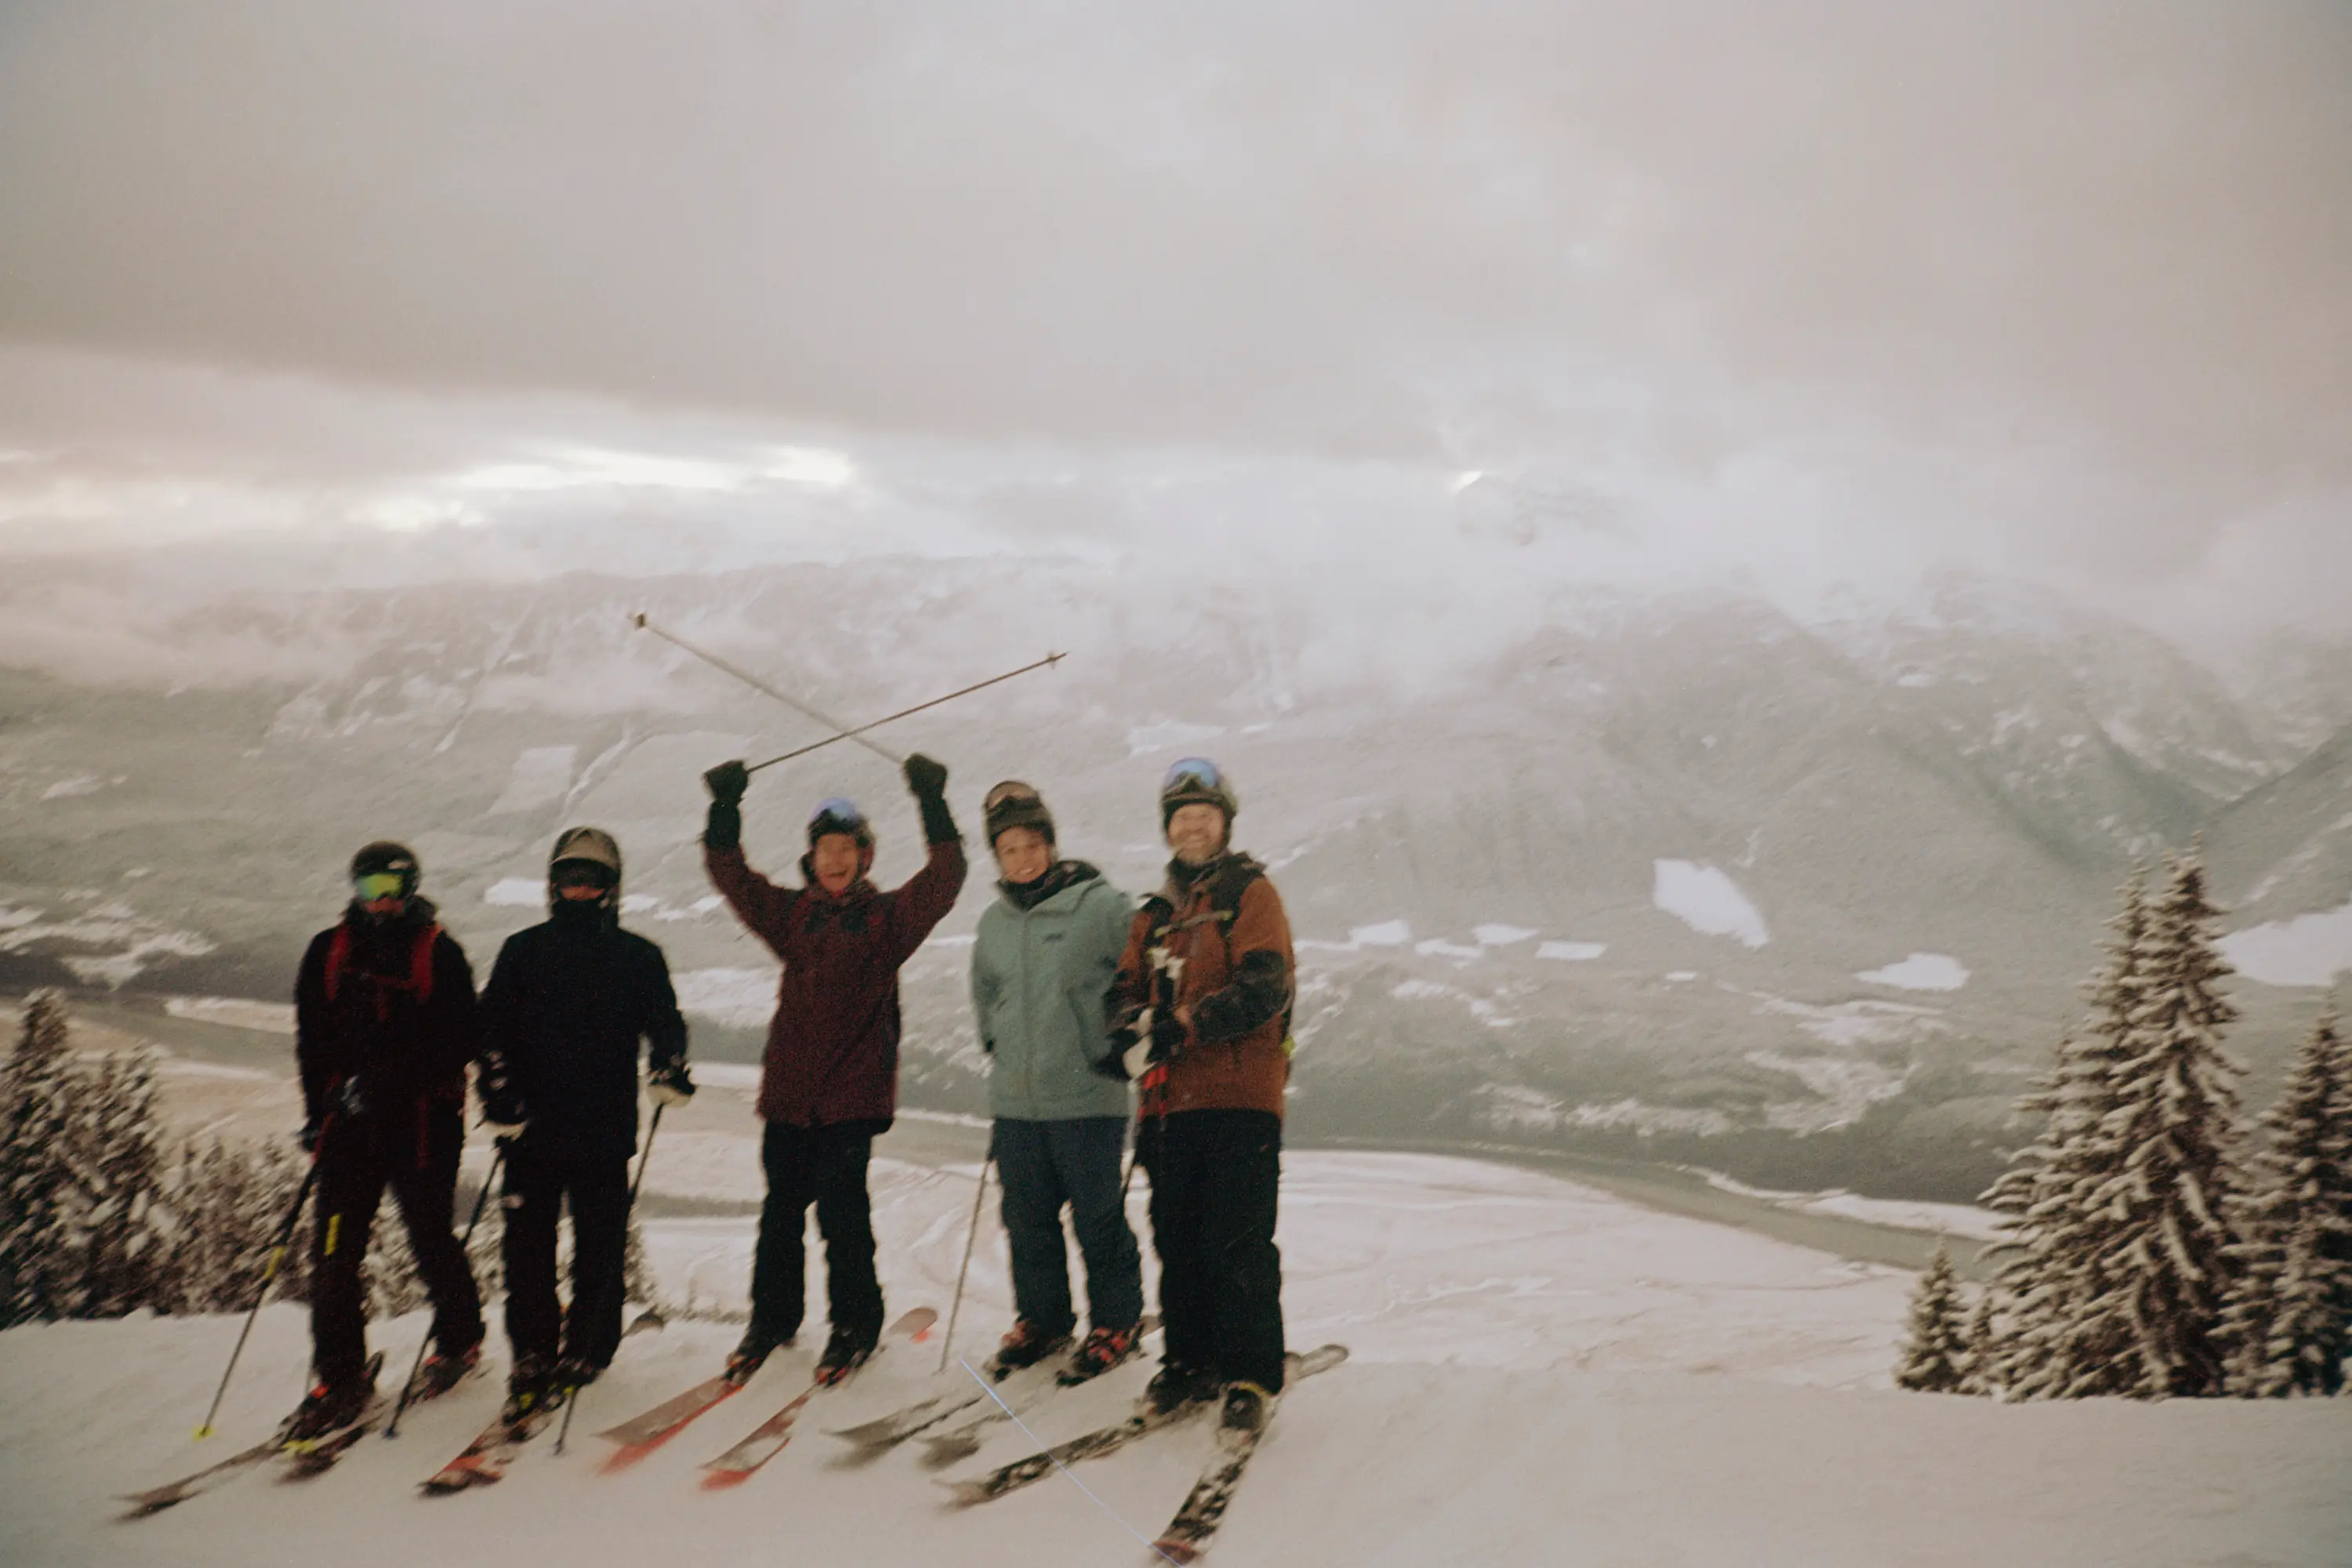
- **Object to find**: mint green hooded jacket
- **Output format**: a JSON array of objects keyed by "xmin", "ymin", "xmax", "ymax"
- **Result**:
[{"xmin": 970, "ymin": 862, "xmax": 1134, "ymax": 1122}]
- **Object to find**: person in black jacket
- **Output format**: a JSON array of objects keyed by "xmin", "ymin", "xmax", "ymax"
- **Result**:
[
  {"xmin": 290, "ymin": 840, "xmax": 486, "ymax": 1439},
  {"xmin": 478, "ymin": 826, "xmax": 692, "ymax": 1420}
]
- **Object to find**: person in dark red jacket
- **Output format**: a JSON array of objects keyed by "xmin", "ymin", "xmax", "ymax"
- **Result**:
[
  {"xmin": 289, "ymin": 840, "xmax": 485, "ymax": 1439},
  {"xmin": 701, "ymin": 752, "xmax": 967, "ymax": 1382}
]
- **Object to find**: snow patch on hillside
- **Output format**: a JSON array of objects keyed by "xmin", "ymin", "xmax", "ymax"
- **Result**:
[
  {"xmin": 1474, "ymin": 924, "xmax": 1537, "ymax": 946},
  {"xmin": 165, "ymin": 996, "xmax": 296, "ymax": 1035},
  {"xmin": 481, "ymin": 877, "xmax": 543, "ymax": 907},
  {"xmin": 1855, "ymin": 952, "xmax": 1970, "ymax": 991},
  {"xmin": 1653, "ymin": 859, "xmax": 1769, "ymax": 947},
  {"xmin": 1350, "ymin": 920, "xmax": 1411, "ymax": 946},
  {"xmin": 1537, "ymin": 939, "xmax": 1607, "ymax": 960},
  {"xmin": 2221, "ymin": 898, "xmax": 2352, "ymax": 986},
  {"xmin": 1696, "ymin": 1172, "xmax": 2005, "ymax": 1243}
]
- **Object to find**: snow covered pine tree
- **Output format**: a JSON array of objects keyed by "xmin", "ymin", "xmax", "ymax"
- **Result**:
[
  {"xmin": 2223, "ymin": 1006, "xmax": 2352, "ymax": 1397},
  {"xmin": 1977, "ymin": 872, "xmax": 2151, "ymax": 1399},
  {"xmin": 1895, "ymin": 1241, "xmax": 1969, "ymax": 1393},
  {"xmin": 0, "ymin": 991, "xmax": 77, "ymax": 1326},
  {"xmin": 2084, "ymin": 850, "xmax": 2245, "ymax": 1398}
]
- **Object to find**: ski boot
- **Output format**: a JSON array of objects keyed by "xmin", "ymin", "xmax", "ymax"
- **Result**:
[
  {"xmin": 1058, "ymin": 1323, "xmax": 1142, "ymax": 1386},
  {"xmin": 813, "ymin": 1323, "xmax": 879, "ymax": 1387},
  {"xmin": 726, "ymin": 1327, "xmax": 792, "ymax": 1385},
  {"xmin": 1142, "ymin": 1359, "xmax": 1220, "ymax": 1417},
  {"xmin": 412, "ymin": 1341, "xmax": 483, "ymax": 1402},
  {"xmin": 501, "ymin": 1352, "xmax": 557, "ymax": 1425},
  {"xmin": 286, "ymin": 1375, "xmax": 375, "ymax": 1443},
  {"xmin": 1217, "ymin": 1381, "xmax": 1277, "ymax": 1449},
  {"xmin": 986, "ymin": 1319, "xmax": 1073, "ymax": 1381}
]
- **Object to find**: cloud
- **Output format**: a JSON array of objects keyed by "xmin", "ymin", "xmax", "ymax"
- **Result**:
[{"xmin": 0, "ymin": 2, "xmax": 2347, "ymax": 643}]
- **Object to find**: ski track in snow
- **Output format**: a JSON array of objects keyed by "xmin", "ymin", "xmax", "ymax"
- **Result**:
[{"xmin": 4, "ymin": 1151, "xmax": 2347, "ymax": 1566}]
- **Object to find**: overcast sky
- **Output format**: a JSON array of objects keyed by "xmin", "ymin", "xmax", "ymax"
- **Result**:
[{"xmin": 2, "ymin": 0, "xmax": 2347, "ymax": 651}]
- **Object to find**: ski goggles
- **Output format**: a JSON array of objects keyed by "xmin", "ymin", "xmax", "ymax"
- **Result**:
[
  {"xmin": 550, "ymin": 860, "xmax": 617, "ymax": 891},
  {"xmin": 1162, "ymin": 757, "xmax": 1225, "ymax": 795},
  {"xmin": 982, "ymin": 779, "xmax": 1042, "ymax": 813},
  {"xmin": 352, "ymin": 872, "xmax": 408, "ymax": 902}
]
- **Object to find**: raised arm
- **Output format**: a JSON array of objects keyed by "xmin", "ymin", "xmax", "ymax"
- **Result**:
[{"xmin": 885, "ymin": 753, "xmax": 969, "ymax": 963}]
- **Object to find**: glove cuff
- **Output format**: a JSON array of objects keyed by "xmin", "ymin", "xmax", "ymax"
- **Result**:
[
  {"xmin": 704, "ymin": 801, "xmax": 742, "ymax": 851},
  {"xmin": 916, "ymin": 793, "xmax": 959, "ymax": 846}
]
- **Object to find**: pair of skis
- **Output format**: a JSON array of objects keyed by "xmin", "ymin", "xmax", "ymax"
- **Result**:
[
  {"xmin": 942, "ymin": 1344, "xmax": 1348, "ymax": 1563},
  {"xmin": 117, "ymin": 1353, "xmax": 390, "ymax": 1518},
  {"xmin": 419, "ymin": 1308, "xmax": 674, "ymax": 1493},
  {"xmin": 583, "ymin": 1306, "xmax": 938, "ymax": 1488},
  {"xmin": 822, "ymin": 1316, "xmax": 1155, "ymax": 1463}
]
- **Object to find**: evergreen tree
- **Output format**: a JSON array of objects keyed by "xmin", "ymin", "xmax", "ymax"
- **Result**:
[
  {"xmin": 2084, "ymin": 851, "xmax": 2244, "ymax": 1397},
  {"xmin": 1980, "ymin": 869, "xmax": 2150, "ymax": 1398},
  {"xmin": 2223, "ymin": 1006, "xmax": 2352, "ymax": 1396},
  {"xmin": 1896, "ymin": 1241, "xmax": 1969, "ymax": 1393},
  {"xmin": 167, "ymin": 1136, "xmax": 313, "ymax": 1315},
  {"xmin": 1, "ymin": 992, "xmax": 78, "ymax": 1326},
  {"xmin": 67, "ymin": 1047, "xmax": 169, "ymax": 1318},
  {"xmin": 1958, "ymin": 1286, "xmax": 1996, "ymax": 1397}
]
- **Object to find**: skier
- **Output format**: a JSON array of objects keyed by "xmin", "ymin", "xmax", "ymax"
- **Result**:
[
  {"xmin": 1108, "ymin": 759, "xmax": 1296, "ymax": 1440},
  {"xmin": 968, "ymin": 780, "xmax": 1145, "ymax": 1381},
  {"xmin": 701, "ymin": 752, "xmax": 967, "ymax": 1383},
  {"xmin": 477, "ymin": 827, "xmax": 693, "ymax": 1422},
  {"xmin": 289, "ymin": 841, "xmax": 485, "ymax": 1439}
]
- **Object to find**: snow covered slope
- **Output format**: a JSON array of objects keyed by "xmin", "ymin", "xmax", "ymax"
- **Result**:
[{"xmin": 3, "ymin": 1152, "xmax": 2346, "ymax": 1567}]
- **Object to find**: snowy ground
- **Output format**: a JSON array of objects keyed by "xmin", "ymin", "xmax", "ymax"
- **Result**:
[{"xmin": 4, "ymin": 1151, "xmax": 2347, "ymax": 1566}]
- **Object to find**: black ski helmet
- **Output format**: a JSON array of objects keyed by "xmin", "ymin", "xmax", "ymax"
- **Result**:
[
  {"xmin": 982, "ymin": 779, "xmax": 1056, "ymax": 848},
  {"xmin": 350, "ymin": 840, "xmax": 421, "ymax": 900},
  {"xmin": 549, "ymin": 826, "xmax": 622, "ymax": 912}
]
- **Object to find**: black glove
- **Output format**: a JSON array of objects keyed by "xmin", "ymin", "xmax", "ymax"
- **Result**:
[
  {"xmin": 1149, "ymin": 1010, "xmax": 1185, "ymax": 1062},
  {"xmin": 1087, "ymin": 1044, "xmax": 1130, "ymax": 1082},
  {"xmin": 903, "ymin": 753, "xmax": 959, "ymax": 844},
  {"xmin": 902, "ymin": 753, "xmax": 948, "ymax": 799},
  {"xmin": 648, "ymin": 1062, "xmax": 695, "ymax": 1107},
  {"xmin": 702, "ymin": 761, "xmax": 749, "ymax": 851},
  {"xmin": 704, "ymin": 760, "xmax": 750, "ymax": 804},
  {"xmin": 299, "ymin": 1120, "xmax": 324, "ymax": 1155}
]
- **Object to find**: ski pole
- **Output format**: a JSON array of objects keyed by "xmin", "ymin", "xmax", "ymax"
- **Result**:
[
  {"xmin": 194, "ymin": 1150, "xmax": 322, "ymax": 1439},
  {"xmin": 630, "ymin": 612, "xmax": 1065, "ymax": 775},
  {"xmin": 554, "ymin": 1102, "xmax": 665, "ymax": 1454},
  {"xmin": 744, "ymin": 652, "xmax": 1065, "ymax": 775},
  {"xmin": 630, "ymin": 614, "xmax": 903, "ymax": 765},
  {"xmin": 383, "ymin": 1142, "xmax": 506, "ymax": 1439},
  {"xmin": 938, "ymin": 1149, "xmax": 993, "ymax": 1375}
]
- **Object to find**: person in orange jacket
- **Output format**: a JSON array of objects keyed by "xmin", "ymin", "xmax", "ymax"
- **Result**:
[{"xmin": 1106, "ymin": 758, "xmax": 1294, "ymax": 1441}]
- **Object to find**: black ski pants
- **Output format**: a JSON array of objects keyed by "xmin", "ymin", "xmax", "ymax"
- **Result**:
[
  {"xmin": 309, "ymin": 1108, "xmax": 483, "ymax": 1388},
  {"xmin": 993, "ymin": 1115, "xmax": 1144, "ymax": 1338},
  {"xmin": 1136, "ymin": 1108, "xmax": 1285, "ymax": 1392},
  {"xmin": 749, "ymin": 1120, "xmax": 887, "ymax": 1346},
  {"xmin": 499, "ymin": 1142, "xmax": 630, "ymax": 1370}
]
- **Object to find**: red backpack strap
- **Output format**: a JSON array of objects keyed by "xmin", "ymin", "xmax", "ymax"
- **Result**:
[
  {"xmin": 323, "ymin": 924, "xmax": 354, "ymax": 1005},
  {"xmin": 410, "ymin": 923, "xmax": 440, "ymax": 1004}
]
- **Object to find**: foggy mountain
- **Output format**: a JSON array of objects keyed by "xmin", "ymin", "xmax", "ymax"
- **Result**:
[{"xmin": 4, "ymin": 554, "xmax": 2347, "ymax": 1203}]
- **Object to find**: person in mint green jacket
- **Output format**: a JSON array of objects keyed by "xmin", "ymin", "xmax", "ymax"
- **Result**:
[{"xmin": 969, "ymin": 780, "xmax": 1145, "ymax": 1385}]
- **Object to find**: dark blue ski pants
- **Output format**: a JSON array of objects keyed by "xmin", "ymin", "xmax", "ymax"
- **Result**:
[{"xmin": 992, "ymin": 1116, "xmax": 1144, "ymax": 1337}]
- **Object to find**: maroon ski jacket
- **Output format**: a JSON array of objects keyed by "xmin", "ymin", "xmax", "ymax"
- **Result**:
[{"xmin": 706, "ymin": 840, "xmax": 967, "ymax": 1127}]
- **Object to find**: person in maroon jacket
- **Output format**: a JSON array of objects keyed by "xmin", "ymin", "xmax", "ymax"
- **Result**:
[{"xmin": 701, "ymin": 752, "xmax": 967, "ymax": 1382}]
